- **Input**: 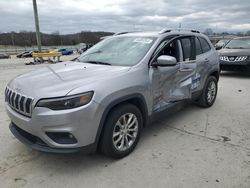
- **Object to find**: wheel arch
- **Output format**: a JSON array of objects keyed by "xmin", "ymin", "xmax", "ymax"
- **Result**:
[
  {"xmin": 94, "ymin": 93, "xmax": 149, "ymax": 151},
  {"xmin": 209, "ymin": 70, "xmax": 219, "ymax": 81}
]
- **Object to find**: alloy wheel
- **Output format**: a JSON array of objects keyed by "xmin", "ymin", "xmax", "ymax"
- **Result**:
[
  {"xmin": 112, "ymin": 113, "xmax": 139, "ymax": 151},
  {"xmin": 207, "ymin": 81, "xmax": 216, "ymax": 103}
]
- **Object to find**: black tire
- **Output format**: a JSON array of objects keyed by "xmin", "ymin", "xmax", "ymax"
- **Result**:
[
  {"xmin": 196, "ymin": 76, "xmax": 218, "ymax": 108},
  {"xmin": 100, "ymin": 104, "xmax": 143, "ymax": 159}
]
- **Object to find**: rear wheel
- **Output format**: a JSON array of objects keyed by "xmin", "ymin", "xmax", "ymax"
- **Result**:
[
  {"xmin": 196, "ymin": 76, "xmax": 218, "ymax": 107},
  {"xmin": 100, "ymin": 104, "xmax": 143, "ymax": 158}
]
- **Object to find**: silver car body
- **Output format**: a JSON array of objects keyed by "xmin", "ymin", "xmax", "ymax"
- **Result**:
[{"xmin": 5, "ymin": 30, "xmax": 219, "ymax": 153}]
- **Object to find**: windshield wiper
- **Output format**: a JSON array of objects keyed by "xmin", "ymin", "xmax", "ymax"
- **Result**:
[
  {"xmin": 83, "ymin": 61, "xmax": 111, "ymax": 66},
  {"xmin": 73, "ymin": 57, "xmax": 80, "ymax": 62}
]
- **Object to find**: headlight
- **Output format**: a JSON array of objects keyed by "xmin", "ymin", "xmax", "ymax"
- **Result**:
[
  {"xmin": 219, "ymin": 56, "xmax": 224, "ymax": 61},
  {"xmin": 36, "ymin": 91, "xmax": 94, "ymax": 110}
]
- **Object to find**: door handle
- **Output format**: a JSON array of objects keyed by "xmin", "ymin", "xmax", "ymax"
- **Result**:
[
  {"xmin": 180, "ymin": 68, "xmax": 193, "ymax": 72},
  {"xmin": 204, "ymin": 58, "xmax": 210, "ymax": 63}
]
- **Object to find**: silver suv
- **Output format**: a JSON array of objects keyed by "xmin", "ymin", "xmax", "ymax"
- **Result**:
[{"xmin": 5, "ymin": 29, "xmax": 219, "ymax": 158}]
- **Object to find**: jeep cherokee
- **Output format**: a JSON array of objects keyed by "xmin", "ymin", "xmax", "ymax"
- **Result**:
[{"xmin": 5, "ymin": 29, "xmax": 219, "ymax": 158}]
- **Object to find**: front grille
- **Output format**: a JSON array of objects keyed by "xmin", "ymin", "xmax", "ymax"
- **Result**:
[
  {"xmin": 5, "ymin": 87, "xmax": 33, "ymax": 117},
  {"xmin": 220, "ymin": 56, "xmax": 248, "ymax": 62}
]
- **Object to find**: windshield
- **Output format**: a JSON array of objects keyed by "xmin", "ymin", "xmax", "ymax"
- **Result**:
[
  {"xmin": 77, "ymin": 36, "xmax": 156, "ymax": 66},
  {"xmin": 224, "ymin": 38, "xmax": 250, "ymax": 49},
  {"xmin": 217, "ymin": 40, "xmax": 228, "ymax": 44}
]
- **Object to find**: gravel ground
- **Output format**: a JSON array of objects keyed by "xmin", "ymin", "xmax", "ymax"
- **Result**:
[{"xmin": 0, "ymin": 56, "xmax": 249, "ymax": 188}]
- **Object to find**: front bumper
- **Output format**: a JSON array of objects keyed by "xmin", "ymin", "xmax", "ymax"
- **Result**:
[
  {"xmin": 219, "ymin": 59, "xmax": 250, "ymax": 66},
  {"xmin": 219, "ymin": 60, "xmax": 250, "ymax": 70},
  {"xmin": 5, "ymin": 100, "xmax": 103, "ymax": 153},
  {"xmin": 9, "ymin": 123, "xmax": 94, "ymax": 153}
]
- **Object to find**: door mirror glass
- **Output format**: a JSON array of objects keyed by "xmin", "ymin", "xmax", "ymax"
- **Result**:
[{"xmin": 154, "ymin": 55, "xmax": 177, "ymax": 66}]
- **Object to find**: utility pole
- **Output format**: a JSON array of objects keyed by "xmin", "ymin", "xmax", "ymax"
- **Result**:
[
  {"xmin": 32, "ymin": 0, "xmax": 42, "ymax": 52},
  {"xmin": 178, "ymin": 23, "xmax": 182, "ymax": 31},
  {"xmin": 60, "ymin": 35, "xmax": 63, "ymax": 46},
  {"xmin": 10, "ymin": 32, "xmax": 17, "ymax": 52}
]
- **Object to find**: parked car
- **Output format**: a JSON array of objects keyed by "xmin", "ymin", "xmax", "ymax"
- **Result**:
[
  {"xmin": 16, "ymin": 51, "xmax": 29, "ymax": 58},
  {"xmin": 16, "ymin": 50, "xmax": 38, "ymax": 58},
  {"xmin": 218, "ymin": 37, "xmax": 250, "ymax": 71},
  {"xmin": 5, "ymin": 29, "xmax": 219, "ymax": 158},
  {"xmin": 58, "ymin": 48, "xmax": 73, "ymax": 55},
  {"xmin": 79, "ymin": 44, "xmax": 93, "ymax": 54},
  {"xmin": 214, "ymin": 39, "xmax": 229, "ymax": 50},
  {"xmin": 0, "ymin": 53, "xmax": 10, "ymax": 59}
]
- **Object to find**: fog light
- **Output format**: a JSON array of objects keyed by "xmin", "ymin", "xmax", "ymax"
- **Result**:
[{"xmin": 46, "ymin": 132, "xmax": 77, "ymax": 144}]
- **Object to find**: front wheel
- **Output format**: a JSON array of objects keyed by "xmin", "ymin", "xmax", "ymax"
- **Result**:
[
  {"xmin": 100, "ymin": 104, "xmax": 143, "ymax": 158},
  {"xmin": 196, "ymin": 76, "xmax": 218, "ymax": 107}
]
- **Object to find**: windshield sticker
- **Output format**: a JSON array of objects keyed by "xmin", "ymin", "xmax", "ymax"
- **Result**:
[{"xmin": 133, "ymin": 38, "xmax": 153, "ymax": 44}]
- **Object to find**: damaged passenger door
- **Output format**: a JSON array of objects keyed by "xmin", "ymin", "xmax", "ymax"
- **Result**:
[{"xmin": 150, "ymin": 35, "xmax": 197, "ymax": 112}]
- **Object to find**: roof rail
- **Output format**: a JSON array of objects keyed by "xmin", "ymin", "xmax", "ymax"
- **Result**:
[
  {"xmin": 113, "ymin": 31, "xmax": 141, "ymax": 36},
  {"xmin": 100, "ymin": 31, "xmax": 137, "ymax": 40},
  {"xmin": 190, "ymin": 29, "xmax": 200, "ymax": 33},
  {"xmin": 113, "ymin": 32, "xmax": 130, "ymax": 36},
  {"xmin": 159, "ymin": 28, "xmax": 172, "ymax": 34},
  {"xmin": 100, "ymin": 36, "xmax": 110, "ymax": 40},
  {"xmin": 159, "ymin": 28, "xmax": 200, "ymax": 34}
]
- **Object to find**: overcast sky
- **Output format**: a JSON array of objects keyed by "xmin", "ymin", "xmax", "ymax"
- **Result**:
[{"xmin": 0, "ymin": 0, "xmax": 250, "ymax": 34}]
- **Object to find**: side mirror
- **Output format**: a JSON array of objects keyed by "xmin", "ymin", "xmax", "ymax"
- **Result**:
[
  {"xmin": 153, "ymin": 55, "xmax": 177, "ymax": 67},
  {"xmin": 215, "ymin": 46, "xmax": 223, "ymax": 50}
]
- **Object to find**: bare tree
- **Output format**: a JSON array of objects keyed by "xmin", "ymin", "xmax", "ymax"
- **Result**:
[
  {"xmin": 204, "ymin": 28, "xmax": 214, "ymax": 36},
  {"xmin": 245, "ymin": 30, "xmax": 250, "ymax": 36},
  {"xmin": 0, "ymin": 31, "xmax": 113, "ymax": 46}
]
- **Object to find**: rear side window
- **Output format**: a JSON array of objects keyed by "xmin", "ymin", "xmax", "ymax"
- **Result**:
[
  {"xmin": 199, "ymin": 37, "xmax": 211, "ymax": 53},
  {"xmin": 180, "ymin": 38, "xmax": 192, "ymax": 61},
  {"xmin": 195, "ymin": 37, "xmax": 202, "ymax": 55}
]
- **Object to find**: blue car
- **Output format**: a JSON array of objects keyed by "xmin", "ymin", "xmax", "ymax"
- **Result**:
[{"xmin": 58, "ymin": 48, "xmax": 73, "ymax": 55}]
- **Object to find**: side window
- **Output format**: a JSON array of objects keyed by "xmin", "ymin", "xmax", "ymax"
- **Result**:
[
  {"xmin": 180, "ymin": 38, "xmax": 192, "ymax": 61},
  {"xmin": 154, "ymin": 40, "xmax": 180, "ymax": 62},
  {"xmin": 199, "ymin": 37, "xmax": 211, "ymax": 53},
  {"xmin": 152, "ymin": 40, "xmax": 168, "ymax": 57},
  {"xmin": 195, "ymin": 37, "xmax": 202, "ymax": 56}
]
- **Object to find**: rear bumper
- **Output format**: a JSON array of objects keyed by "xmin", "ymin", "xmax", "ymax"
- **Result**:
[{"xmin": 9, "ymin": 122, "xmax": 95, "ymax": 153}]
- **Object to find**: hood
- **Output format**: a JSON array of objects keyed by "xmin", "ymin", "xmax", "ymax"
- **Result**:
[
  {"xmin": 8, "ymin": 61, "xmax": 131, "ymax": 98},
  {"xmin": 218, "ymin": 48, "xmax": 250, "ymax": 56}
]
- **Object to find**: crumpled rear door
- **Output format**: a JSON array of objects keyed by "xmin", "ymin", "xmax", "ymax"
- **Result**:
[{"xmin": 167, "ymin": 59, "xmax": 197, "ymax": 102}]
